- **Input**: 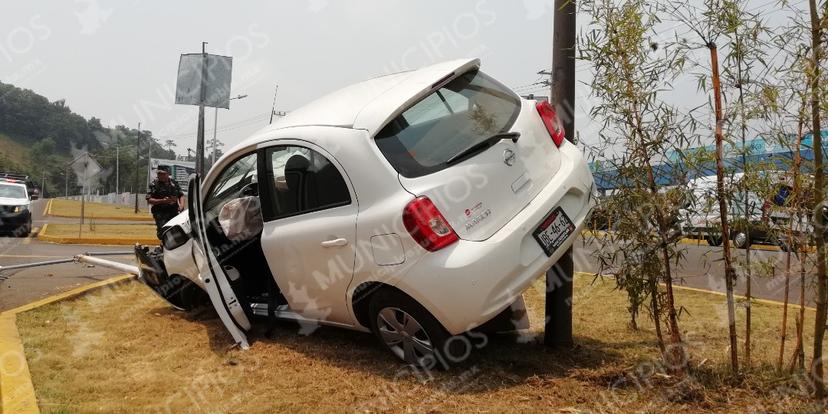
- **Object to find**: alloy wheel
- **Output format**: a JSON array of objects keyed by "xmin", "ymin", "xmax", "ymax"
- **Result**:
[
  {"xmin": 733, "ymin": 232, "xmax": 749, "ymax": 248},
  {"xmin": 376, "ymin": 307, "xmax": 435, "ymax": 364}
]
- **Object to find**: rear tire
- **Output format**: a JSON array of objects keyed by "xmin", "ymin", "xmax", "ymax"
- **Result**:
[
  {"xmin": 733, "ymin": 231, "xmax": 751, "ymax": 249},
  {"xmin": 368, "ymin": 289, "xmax": 472, "ymax": 370}
]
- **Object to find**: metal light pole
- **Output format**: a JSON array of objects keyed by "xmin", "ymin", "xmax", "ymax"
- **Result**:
[
  {"xmin": 211, "ymin": 94, "xmax": 247, "ymax": 166},
  {"xmin": 147, "ymin": 136, "xmax": 153, "ymax": 188},
  {"xmin": 134, "ymin": 122, "xmax": 141, "ymax": 214},
  {"xmin": 115, "ymin": 144, "xmax": 119, "ymax": 194}
]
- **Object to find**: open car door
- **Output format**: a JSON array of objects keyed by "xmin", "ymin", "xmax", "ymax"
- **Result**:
[{"xmin": 188, "ymin": 174, "xmax": 252, "ymax": 349}]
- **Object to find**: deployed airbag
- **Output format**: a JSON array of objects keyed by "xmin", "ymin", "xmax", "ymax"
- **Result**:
[{"xmin": 218, "ymin": 196, "xmax": 263, "ymax": 241}]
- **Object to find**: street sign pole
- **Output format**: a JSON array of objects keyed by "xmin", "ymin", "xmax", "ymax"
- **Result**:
[{"xmin": 195, "ymin": 42, "xmax": 208, "ymax": 177}]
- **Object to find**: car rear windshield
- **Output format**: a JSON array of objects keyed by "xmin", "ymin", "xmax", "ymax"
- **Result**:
[
  {"xmin": 0, "ymin": 184, "xmax": 26, "ymax": 199},
  {"xmin": 374, "ymin": 69, "xmax": 521, "ymax": 178}
]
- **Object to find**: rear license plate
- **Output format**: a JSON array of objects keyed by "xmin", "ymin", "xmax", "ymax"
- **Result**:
[{"xmin": 532, "ymin": 207, "xmax": 575, "ymax": 257}]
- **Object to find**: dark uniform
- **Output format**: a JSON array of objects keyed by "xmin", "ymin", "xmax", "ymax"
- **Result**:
[{"xmin": 146, "ymin": 179, "xmax": 183, "ymax": 240}]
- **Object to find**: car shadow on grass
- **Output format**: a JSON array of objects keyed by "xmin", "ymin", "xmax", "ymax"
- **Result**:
[{"xmin": 161, "ymin": 305, "xmax": 647, "ymax": 396}]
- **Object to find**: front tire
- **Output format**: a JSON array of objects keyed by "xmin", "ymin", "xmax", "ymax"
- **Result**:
[
  {"xmin": 16, "ymin": 220, "xmax": 31, "ymax": 237},
  {"xmin": 368, "ymin": 289, "xmax": 471, "ymax": 370}
]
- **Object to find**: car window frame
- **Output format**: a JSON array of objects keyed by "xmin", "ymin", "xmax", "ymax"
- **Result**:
[
  {"xmin": 203, "ymin": 150, "xmax": 259, "ymax": 219},
  {"xmin": 258, "ymin": 142, "xmax": 353, "ymax": 222}
]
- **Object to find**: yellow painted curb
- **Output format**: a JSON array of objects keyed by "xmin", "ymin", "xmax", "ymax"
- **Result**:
[
  {"xmin": 0, "ymin": 313, "xmax": 37, "ymax": 414},
  {"xmin": 45, "ymin": 212, "xmax": 153, "ymax": 222},
  {"xmin": 575, "ymin": 271, "xmax": 817, "ymax": 311},
  {"xmin": 42, "ymin": 200, "xmax": 51, "ymax": 217},
  {"xmin": 582, "ymin": 230, "xmax": 813, "ymax": 253},
  {"xmin": 0, "ymin": 275, "xmax": 135, "ymax": 414},
  {"xmin": 36, "ymin": 224, "xmax": 157, "ymax": 246},
  {"xmin": 7, "ymin": 274, "xmax": 135, "ymax": 315}
]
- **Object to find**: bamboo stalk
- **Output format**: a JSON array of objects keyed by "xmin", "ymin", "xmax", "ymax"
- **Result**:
[{"xmin": 709, "ymin": 41, "xmax": 740, "ymax": 374}]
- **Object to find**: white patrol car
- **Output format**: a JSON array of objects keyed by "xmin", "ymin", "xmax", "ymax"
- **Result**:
[{"xmin": 0, "ymin": 178, "xmax": 32, "ymax": 236}]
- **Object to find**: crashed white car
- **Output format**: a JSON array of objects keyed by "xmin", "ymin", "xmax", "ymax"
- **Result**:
[{"xmin": 136, "ymin": 58, "xmax": 595, "ymax": 367}]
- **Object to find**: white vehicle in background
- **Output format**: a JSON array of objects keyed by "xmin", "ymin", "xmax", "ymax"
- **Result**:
[
  {"xmin": 0, "ymin": 178, "xmax": 32, "ymax": 236},
  {"xmin": 135, "ymin": 58, "xmax": 595, "ymax": 368},
  {"xmin": 680, "ymin": 172, "xmax": 793, "ymax": 249}
]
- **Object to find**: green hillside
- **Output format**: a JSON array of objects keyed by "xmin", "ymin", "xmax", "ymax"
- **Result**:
[{"xmin": 0, "ymin": 81, "xmax": 175, "ymax": 196}]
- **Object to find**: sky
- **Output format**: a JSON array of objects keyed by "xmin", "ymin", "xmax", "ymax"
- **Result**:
[
  {"xmin": 0, "ymin": 0, "xmax": 804, "ymax": 159},
  {"xmin": 0, "ymin": 0, "xmax": 571, "ymax": 155}
]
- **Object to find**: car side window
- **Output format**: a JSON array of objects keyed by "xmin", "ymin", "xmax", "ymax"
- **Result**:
[
  {"xmin": 263, "ymin": 145, "xmax": 351, "ymax": 221},
  {"xmin": 204, "ymin": 152, "xmax": 258, "ymax": 220}
]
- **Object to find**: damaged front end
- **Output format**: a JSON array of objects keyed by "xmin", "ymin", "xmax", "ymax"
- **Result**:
[{"xmin": 134, "ymin": 245, "xmax": 206, "ymax": 311}]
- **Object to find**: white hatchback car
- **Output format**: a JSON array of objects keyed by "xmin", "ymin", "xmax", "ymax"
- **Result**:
[{"xmin": 136, "ymin": 58, "xmax": 595, "ymax": 367}]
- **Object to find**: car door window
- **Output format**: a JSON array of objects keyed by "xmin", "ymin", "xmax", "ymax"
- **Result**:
[
  {"xmin": 204, "ymin": 152, "xmax": 258, "ymax": 220},
  {"xmin": 263, "ymin": 145, "xmax": 351, "ymax": 221}
]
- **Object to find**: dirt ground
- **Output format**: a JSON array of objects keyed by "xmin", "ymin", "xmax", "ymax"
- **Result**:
[{"xmin": 16, "ymin": 274, "xmax": 824, "ymax": 413}]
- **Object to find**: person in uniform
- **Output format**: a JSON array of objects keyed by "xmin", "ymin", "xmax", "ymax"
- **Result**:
[{"xmin": 146, "ymin": 167, "xmax": 184, "ymax": 240}]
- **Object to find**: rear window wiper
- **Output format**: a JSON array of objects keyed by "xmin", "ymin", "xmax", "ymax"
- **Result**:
[{"xmin": 445, "ymin": 132, "xmax": 520, "ymax": 165}]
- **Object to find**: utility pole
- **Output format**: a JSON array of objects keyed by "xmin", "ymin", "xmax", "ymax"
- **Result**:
[
  {"xmin": 147, "ymin": 136, "xmax": 152, "ymax": 188},
  {"xmin": 545, "ymin": 0, "xmax": 576, "ymax": 348},
  {"xmin": 269, "ymin": 84, "xmax": 279, "ymax": 124},
  {"xmin": 115, "ymin": 144, "xmax": 119, "ymax": 194},
  {"xmin": 134, "ymin": 122, "xmax": 141, "ymax": 213},
  {"xmin": 80, "ymin": 154, "xmax": 87, "ymax": 231},
  {"xmin": 195, "ymin": 41, "xmax": 208, "ymax": 176}
]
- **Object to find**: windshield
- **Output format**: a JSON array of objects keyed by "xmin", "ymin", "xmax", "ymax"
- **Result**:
[
  {"xmin": 0, "ymin": 184, "xmax": 27, "ymax": 199},
  {"xmin": 375, "ymin": 69, "xmax": 521, "ymax": 177}
]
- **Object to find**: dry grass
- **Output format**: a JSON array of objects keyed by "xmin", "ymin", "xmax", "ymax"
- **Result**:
[
  {"xmin": 42, "ymin": 223, "xmax": 156, "ymax": 241},
  {"xmin": 17, "ymin": 274, "xmax": 823, "ymax": 413},
  {"xmin": 48, "ymin": 199, "xmax": 152, "ymax": 220}
]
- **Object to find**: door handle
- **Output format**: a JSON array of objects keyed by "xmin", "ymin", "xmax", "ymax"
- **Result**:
[{"xmin": 321, "ymin": 238, "xmax": 348, "ymax": 247}]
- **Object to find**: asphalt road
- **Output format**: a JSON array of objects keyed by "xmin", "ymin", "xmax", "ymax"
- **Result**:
[
  {"xmin": 572, "ymin": 237, "xmax": 816, "ymax": 306},
  {"xmin": 0, "ymin": 198, "xmax": 818, "ymax": 312},
  {"xmin": 0, "ymin": 199, "xmax": 139, "ymax": 311}
]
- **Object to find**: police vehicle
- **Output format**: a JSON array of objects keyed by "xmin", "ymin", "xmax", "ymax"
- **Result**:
[{"xmin": 0, "ymin": 176, "xmax": 33, "ymax": 236}]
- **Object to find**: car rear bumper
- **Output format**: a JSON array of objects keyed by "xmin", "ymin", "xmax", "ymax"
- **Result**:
[{"xmin": 395, "ymin": 141, "xmax": 595, "ymax": 334}]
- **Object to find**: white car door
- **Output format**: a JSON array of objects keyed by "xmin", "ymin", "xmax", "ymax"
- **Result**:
[
  {"xmin": 189, "ymin": 174, "xmax": 252, "ymax": 349},
  {"xmin": 257, "ymin": 141, "xmax": 358, "ymax": 326}
]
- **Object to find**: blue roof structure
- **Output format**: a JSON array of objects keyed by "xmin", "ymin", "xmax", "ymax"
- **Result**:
[{"xmin": 591, "ymin": 131, "xmax": 828, "ymax": 192}]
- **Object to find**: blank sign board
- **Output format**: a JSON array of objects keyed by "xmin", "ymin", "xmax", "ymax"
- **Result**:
[{"xmin": 175, "ymin": 53, "xmax": 233, "ymax": 109}]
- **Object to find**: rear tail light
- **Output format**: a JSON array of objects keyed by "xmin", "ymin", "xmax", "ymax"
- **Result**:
[
  {"xmin": 536, "ymin": 101, "xmax": 566, "ymax": 147},
  {"xmin": 402, "ymin": 196, "xmax": 459, "ymax": 252}
]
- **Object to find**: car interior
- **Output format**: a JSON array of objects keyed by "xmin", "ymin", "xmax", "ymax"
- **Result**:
[{"xmin": 198, "ymin": 146, "xmax": 352, "ymax": 323}]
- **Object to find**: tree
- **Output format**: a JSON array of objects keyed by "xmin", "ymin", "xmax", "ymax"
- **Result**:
[
  {"xmin": 165, "ymin": 139, "xmax": 176, "ymax": 152},
  {"xmin": 807, "ymin": 0, "xmax": 827, "ymax": 398},
  {"xmin": 580, "ymin": 0, "xmax": 696, "ymax": 373}
]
